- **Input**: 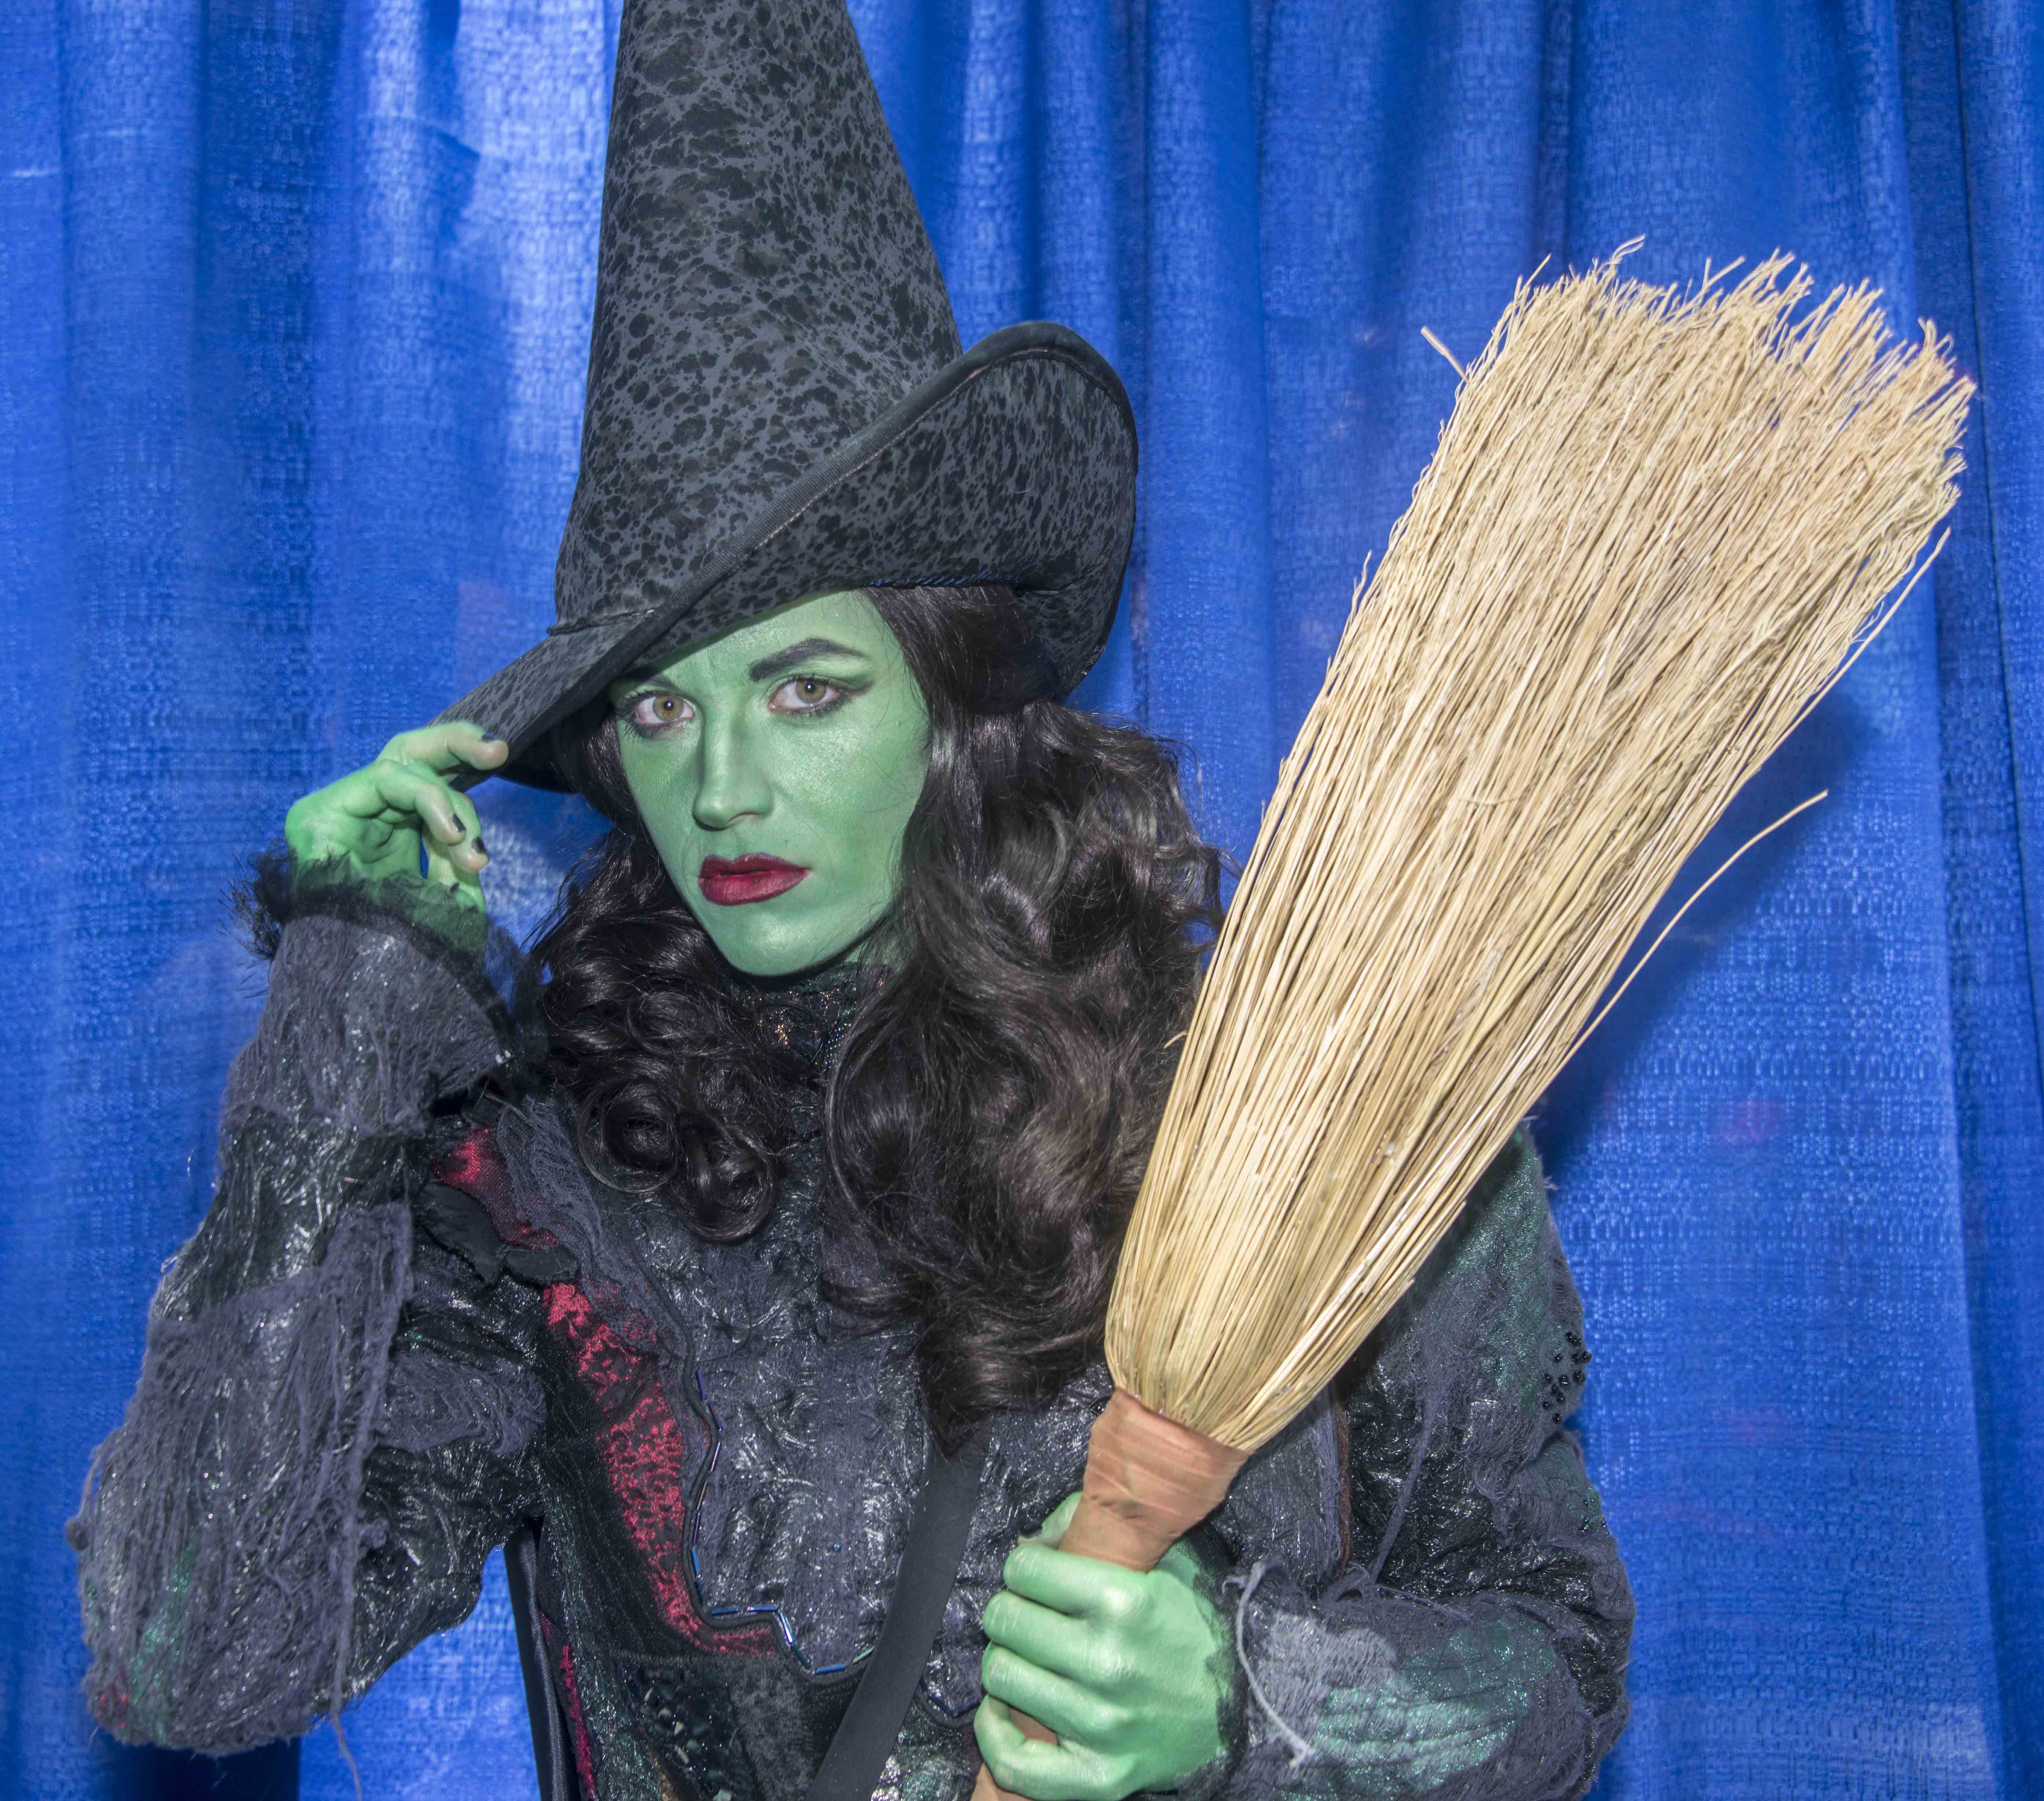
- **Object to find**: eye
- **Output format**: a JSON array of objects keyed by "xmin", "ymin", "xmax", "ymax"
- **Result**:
[
  {"xmin": 768, "ymin": 675, "xmax": 848, "ymax": 715},
  {"xmin": 622, "ymin": 690, "xmax": 694, "ymax": 735}
]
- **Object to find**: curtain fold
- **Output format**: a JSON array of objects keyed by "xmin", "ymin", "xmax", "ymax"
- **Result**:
[
  {"xmin": 1914, "ymin": 3, "xmax": 2044, "ymax": 1791},
  {"xmin": 2, "ymin": 1, "xmax": 2036, "ymax": 1795}
]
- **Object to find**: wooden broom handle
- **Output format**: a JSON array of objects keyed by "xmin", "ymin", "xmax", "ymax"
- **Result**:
[{"xmin": 971, "ymin": 1389, "xmax": 1248, "ymax": 1801}]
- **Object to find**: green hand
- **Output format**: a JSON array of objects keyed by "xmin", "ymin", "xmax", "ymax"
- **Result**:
[
  {"xmin": 283, "ymin": 721, "xmax": 508, "ymax": 917},
  {"xmin": 976, "ymin": 1493, "xmax": 1231, "ymax": 1801}
]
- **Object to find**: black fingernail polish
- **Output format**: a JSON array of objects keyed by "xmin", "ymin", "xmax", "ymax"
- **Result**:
[
  {"xmin": 449, "ymin": 819, "xmax": 466, "ymax": 838},
  {"xmin": 480, "ymin": 733, "xmax": 503, "ymax": 745},
  {"xmin": 472, "ymin": 836, "xmax": 487, "ymax": 854}
]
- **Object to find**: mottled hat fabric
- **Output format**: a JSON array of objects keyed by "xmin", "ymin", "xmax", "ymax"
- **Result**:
[{"xmin": 438, "ymin": 0, "xmax": 1137, "ymax": 786}]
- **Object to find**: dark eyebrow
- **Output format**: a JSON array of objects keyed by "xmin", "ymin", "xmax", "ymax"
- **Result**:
[{"xmin": 744, "ymin": 636, "xmax": 867, "ymax": 682}]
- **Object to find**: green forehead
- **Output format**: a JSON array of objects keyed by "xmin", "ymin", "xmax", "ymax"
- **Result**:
[{"xmin": 613, "ymin": 590, "xmax": 891, "ymax": 692}]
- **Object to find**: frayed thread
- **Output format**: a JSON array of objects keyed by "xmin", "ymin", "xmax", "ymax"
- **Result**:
[{"xmin": 1225, "ymin": 1559, "xmax": 1316, "ymax": 1770}]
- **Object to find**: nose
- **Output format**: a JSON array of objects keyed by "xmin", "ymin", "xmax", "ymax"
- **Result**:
[{"xmin": 691, "ymin": 711, "xmax": 772, "ymax": 830}]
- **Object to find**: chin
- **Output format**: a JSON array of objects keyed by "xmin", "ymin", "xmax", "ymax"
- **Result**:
[
  {"xmin": 711, "ymin": 931, "xmax": 856, "ymax": 981},
  {"xmin": 696, "ymin": 896, "xmax": 885, "ymax": 981}
]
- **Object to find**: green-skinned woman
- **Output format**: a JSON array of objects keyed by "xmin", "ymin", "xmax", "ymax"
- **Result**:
[{"xmin": 71, "ymin": 1, "xmax": 1631, "ymax": 1796}]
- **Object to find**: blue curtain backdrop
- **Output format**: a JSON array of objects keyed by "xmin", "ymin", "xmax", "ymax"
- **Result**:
[{"xmin": 2, "ymin": 0, "xmax": 2039, "ymax": 1796}]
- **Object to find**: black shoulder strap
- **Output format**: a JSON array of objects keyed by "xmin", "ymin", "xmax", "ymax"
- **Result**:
[
  {"xmin": 504, "ymin": 1523, "xmax": 573, "ymax": 1801},
  {"xmin": 808, "ymin": 1430, "xmax": 989, "ymax": 1801}
]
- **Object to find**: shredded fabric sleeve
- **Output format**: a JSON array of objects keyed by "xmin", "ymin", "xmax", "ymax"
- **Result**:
[
  {"xmin": 69, "ymin": 867, "xmax": 546, "ymax": 1754},
  {"xmin": 1206, "ymin": 1136, "xmax": 1633, "ymax": 1801}
]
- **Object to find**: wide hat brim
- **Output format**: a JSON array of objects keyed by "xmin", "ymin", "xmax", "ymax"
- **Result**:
[{"xmin": 436, "ymin": 321, "xmax": 1136, "ymax": 790}]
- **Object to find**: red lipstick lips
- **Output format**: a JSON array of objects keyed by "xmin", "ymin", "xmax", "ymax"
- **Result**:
[{"xmin": 698, "ymin": 854, "xmax": 809, "ymax": 906}]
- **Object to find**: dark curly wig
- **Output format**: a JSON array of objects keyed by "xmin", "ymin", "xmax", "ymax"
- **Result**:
[{"xmin": 534, "ymin": 584, "xmax": 1221, "ymax": 1446}]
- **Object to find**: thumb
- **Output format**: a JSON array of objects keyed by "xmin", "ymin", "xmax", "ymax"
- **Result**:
[{"xmin": 1030, "ymin": 1491, "xmax": 1082, "ymax": 1550}]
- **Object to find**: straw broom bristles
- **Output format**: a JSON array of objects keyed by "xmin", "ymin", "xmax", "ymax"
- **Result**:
[
  {"xmin": 1106, "ymin": 249, "xmax": 1970, "ymax": 1455},
  {"xmin": 972, "ymin": 252, "xmax": 1968, "ymax": 1798}
]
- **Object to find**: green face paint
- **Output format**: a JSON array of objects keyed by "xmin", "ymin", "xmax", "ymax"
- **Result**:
[{"xmin": 608, "ymin": 590, "xmax": 930, "ymax": 979}]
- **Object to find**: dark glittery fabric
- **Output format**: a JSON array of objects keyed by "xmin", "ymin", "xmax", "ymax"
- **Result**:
[
  {"xmin": 72, "ymin": 885, "xmax": 1631, "ymax": 1800},
  {"xmin": 433, "ymin": 0, "xmax": 1137, "ymax": 782}
]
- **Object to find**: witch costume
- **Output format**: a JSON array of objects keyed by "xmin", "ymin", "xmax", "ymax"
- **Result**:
[{"xmin": 70, "ymin": 2, "xmax": 1633, "ymax": 1797}]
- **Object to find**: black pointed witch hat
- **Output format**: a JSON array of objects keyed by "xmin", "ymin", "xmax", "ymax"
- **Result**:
[{"xmin": 438, "ymin": 0, "xmax": 1137, "ymax": 787}]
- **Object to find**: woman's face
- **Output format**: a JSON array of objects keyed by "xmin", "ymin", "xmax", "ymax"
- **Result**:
[{"xmin": 607, "ymin": 589, "xmax": 930, "ymax": 978}]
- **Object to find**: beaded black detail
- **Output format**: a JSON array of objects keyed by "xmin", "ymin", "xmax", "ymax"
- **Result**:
[
  {"xmin": 617, "ymin": 1658, "xmax": 760, "ymax": 1801},
  {"xmin": 1539, "ymin": 1328, "xmax": 1594, "ymax": 1423}
]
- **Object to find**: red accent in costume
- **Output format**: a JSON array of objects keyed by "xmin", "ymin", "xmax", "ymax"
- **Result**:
[
  {"xmin": 439, "ymin": 1125, "xmax": 768, "ymax": 1653},
  {"xmin": 434, "ymin": 1126, "xmax": 554, "ymax": 1250},
  {"xmin": 541, "ymin": 1281, "xmax": 772, "ymax": 1653},
  {"xmin": 540, "ymin": 1606, "xmax": 600, "ymax": 1801}
]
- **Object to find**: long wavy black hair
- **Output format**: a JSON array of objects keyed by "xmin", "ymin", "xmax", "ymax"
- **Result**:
[{"xmin": 533, "ymin": 584, "xmax": 1221, "ymax": 1447}]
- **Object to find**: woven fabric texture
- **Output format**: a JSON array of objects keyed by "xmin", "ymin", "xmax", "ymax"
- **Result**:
[{"xmin": 1, "ymin": 0, "xmax": 2038, "ymax": 1797}]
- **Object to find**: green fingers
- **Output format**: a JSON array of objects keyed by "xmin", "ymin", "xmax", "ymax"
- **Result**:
[
  {"xmin": 283, "ymin": 722, "xmax": 508, "ymax": 918},
  {"xmin": 975, "ymin": 1493, "xmax": 1232, "ymax": 1801}
]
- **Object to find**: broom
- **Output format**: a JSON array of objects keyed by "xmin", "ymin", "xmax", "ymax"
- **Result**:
[{"xmin": 974, "ymin": 249, "xmax": 1968, "ymax": 1794}]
